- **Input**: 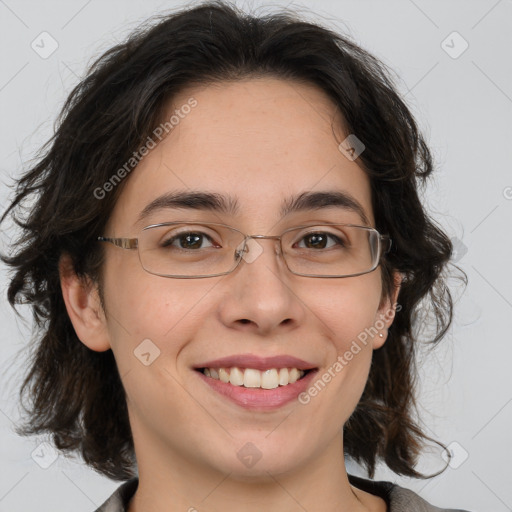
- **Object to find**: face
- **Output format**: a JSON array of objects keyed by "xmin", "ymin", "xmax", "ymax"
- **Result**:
[{"xmin": 72, "ymin": 78, "xmax": 398, "ymax": 481}]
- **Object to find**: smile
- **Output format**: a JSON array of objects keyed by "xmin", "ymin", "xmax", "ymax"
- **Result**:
[
  {"xmin": 199, "ymin": 367, "xmax": 308, "ymax": 389},
  {"xmin": 193, "ymin": 354, "xmax": 318, "ymax": 409}
]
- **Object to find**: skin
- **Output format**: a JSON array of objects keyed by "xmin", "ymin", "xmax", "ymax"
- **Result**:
[{"xmin": 60, "ymin": 78, "xmax": 400, "ymax": 512}]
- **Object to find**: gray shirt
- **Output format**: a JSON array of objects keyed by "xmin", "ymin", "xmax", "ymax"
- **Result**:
[{"xmin": 93, "ymin": 475, "xmax": 471, "ymax": 512}]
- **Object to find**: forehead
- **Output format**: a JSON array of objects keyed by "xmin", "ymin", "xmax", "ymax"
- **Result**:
[{"xmin": 107, "ymin": 78, "xmax": 373, "ymax": 231}]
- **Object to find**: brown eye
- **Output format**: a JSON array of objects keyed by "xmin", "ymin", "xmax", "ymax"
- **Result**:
[
  {"xmin": 162, "ymin": 232, "xmax": 215, "ymax": 250},
  {"xmin": 296, "ymin": 232, "xmax": 345, "ymax": 250}
]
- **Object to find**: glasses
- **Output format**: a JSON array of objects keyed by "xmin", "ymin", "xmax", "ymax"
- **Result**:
[{"xmin": 98, "ymin": 221, "xmax": 391, "ymax": 279}]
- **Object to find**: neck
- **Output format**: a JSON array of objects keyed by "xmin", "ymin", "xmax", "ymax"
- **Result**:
[{"xmin": 127, "ymin": 432, "xmax": 385, "ymax": 512}]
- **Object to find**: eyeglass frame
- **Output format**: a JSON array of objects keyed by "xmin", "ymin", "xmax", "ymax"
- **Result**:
[{"xmin": 97, "ymin": 221, "xmax": 392, "ymax": 279}]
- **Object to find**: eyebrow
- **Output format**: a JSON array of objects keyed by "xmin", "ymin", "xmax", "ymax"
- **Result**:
[{"xmin": 137, "ymin": 190, "xmax": 371, "ymax": 226}]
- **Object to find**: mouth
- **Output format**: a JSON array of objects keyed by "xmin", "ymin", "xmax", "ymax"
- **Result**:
[
  {"xmin": 193, "ymin": 354, "xmax": 319, "ymax": 410},
  {"xmin": 196, "ymin": 366, "xmax": 314, "ymax": 389}
]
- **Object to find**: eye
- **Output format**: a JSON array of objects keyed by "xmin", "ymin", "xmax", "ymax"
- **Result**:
[
  {"xmin": 161, "ymin": 231, "xmax": 219, "ymax": 250},
  {"xmin": 295, "ymin": 231, "xmax": 346, "ymax": 250}
]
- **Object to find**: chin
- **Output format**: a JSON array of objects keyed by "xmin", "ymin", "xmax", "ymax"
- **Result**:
[{"xmin": 210, "ymin": 439, "xmax": 312, "ymax": 481}]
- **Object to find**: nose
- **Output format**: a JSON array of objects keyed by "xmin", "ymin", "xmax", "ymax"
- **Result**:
[{"xmin": 217, "ymin": 236, "xmax": 305, "ymax": 335}]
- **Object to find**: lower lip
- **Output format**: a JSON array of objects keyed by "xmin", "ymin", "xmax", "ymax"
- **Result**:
[{"xmin": 195, "ymin": 370, "xmax": 318, "ymax": 410}]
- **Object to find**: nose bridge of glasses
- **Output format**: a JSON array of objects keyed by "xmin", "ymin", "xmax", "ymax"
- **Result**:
[
  {"xmin": 234, "ymin": 234, "xmax": 283, "ymax": 264},
  {"xmin": 248, "ymin": 234, "xmax": 283, "ymax": 253}
]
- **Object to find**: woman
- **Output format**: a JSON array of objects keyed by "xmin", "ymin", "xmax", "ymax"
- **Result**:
[{"xmin": 1, "ymin": 1, "xmax": 469, "ymax": 511}]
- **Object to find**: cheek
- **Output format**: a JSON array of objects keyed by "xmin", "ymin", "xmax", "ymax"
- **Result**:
[
  {"xmin": 312, "ymin": 272, "xmax": 383, "ymax": 350},
  {"xmin": 299, "ymin": 274, "xmax": 383, "ymax": 419},
  {"xmin": 101, "ymin": 267, "xmax": 215, "ymax": 434},
  {"xmin": 101, "ymin": 255, "xmax": 213, "ymax": 370}
]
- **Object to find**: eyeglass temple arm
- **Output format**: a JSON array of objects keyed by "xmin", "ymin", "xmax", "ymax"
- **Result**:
[
  {"xmin": 97, "ymin": 237, "xmax": 138, "ymax": 249},
  {"xmin": 381, "ymin": 235, "xmax": 392, "ymax": 254}
]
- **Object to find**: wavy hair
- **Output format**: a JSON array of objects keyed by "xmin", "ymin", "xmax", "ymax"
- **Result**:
[{"xmin": 1, "ymin": 0, "xmax": 464, "ymax": 481}]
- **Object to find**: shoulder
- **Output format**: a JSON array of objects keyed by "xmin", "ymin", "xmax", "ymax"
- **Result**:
[
  {"xmin": 348, "ymin": 474, "xmax": 472, "ymax": 512},
  {"xmin": 93, "ymin": 478, "xmax": 138, "ymax": 512}
]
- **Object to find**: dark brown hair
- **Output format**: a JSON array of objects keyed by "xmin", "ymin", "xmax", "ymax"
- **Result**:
[{"xmin": 1, "ymin": 0, "xmax": 463, "ymax": 481}]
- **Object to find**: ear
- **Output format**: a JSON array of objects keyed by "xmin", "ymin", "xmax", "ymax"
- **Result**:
[
  {"xmin": 373, "ymin": 271, "xmax": 402, "ymax": 350},
  {"xmin": 59, "ymin": 253, "xmax": 111, "ymax": 352}
]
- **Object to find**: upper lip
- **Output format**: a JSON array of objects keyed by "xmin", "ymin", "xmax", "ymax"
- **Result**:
[{"xmin": 194, "ymin": 354, "xmax": 318, "ymax": 371}]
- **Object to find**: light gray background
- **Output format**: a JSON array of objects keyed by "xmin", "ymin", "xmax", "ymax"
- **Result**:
[{"xmin": 0, "ymin": 0, "xmax": 511, "ymax": 511}]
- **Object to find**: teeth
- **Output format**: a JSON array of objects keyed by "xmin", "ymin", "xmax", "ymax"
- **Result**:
[
  {"xmin": 201, "ymin": 367, "xmax": 306, "ymax": 388},
  {"xmin": 229, "ymin": 367, "xmax": 244, "ymax": 386},
  {"xmin": 244, "ymin": 368, "xmax": 261, "ymax": 388},
  {"xmin": 261, "ymin": 369, "xmax": 279, "ymax": 389},
  {"xmin": 218, "ymin": 368, "xmax": 230, "ymax": 383},
  {"xmin": 288, "ymin": 368, "xmax": 300, "ymax": 384}
]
